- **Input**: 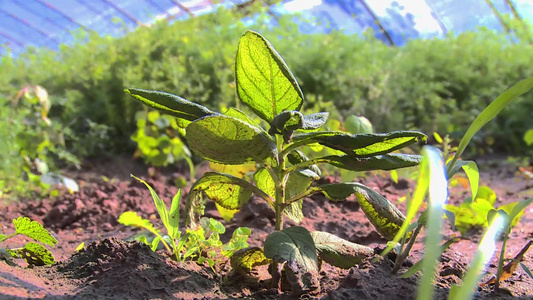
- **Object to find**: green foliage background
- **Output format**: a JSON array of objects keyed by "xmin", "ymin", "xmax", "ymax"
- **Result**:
[{"xmin": 1, "ymin": 7, "xmax": 532, "ymax": 160}]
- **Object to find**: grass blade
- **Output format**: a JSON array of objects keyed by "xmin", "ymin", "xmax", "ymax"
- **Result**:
[
  {"xmin": 448, "ymin": 77, "xmax": 533, "ymax": 171},
  {"xmin": 449, "ymin": 213, "xmax": 506, "ymax": 300},
  {"xmin": 416, "ymin": 146, "xmax": 448, "ymax": 300}
]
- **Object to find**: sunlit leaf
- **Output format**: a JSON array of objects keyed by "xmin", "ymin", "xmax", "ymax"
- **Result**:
[
  {"xmin": 235, "ymin": 30, "xmax": 303, "ymax": 122},
  {"xmin": 216, "ymin": 203, "xmax": 239, "ymax": 223},
  {"xmin": 209, "ymin": 162, "xmax": 257, "ymax": 178},
  {"xmin": 230, "ymin": 247, "xmax": 271, "ymax": 272},
  {"xmin": 524, "ymin": 129, "xmax": 533, "ymax": 146},
  {"xmin": 417, "ymin": 146, "xmax": 448, "ymax": 300},
  {"xmin": 189, "ymin": 172, "xmax": 264, "ymax": 210},
  {"xmin": 319, "ymin": 153, "xmax": 422, "ymax": 172},
  {"xmin": 13, "ymin": 217, "xmax": 57, "ymax": 247},
  {"xmin": 168, "ymin": 189, "xmax": 182, "ymax": 239},
  {"xmin": 131, "ymin": 175, "xmax": 170, "ymax": 232},
  {"xmin": 447, "ymin": 160, "xmax": 479, "ymax": 201},
  {"xmin": 118, "ymin": 211, "xmax": 156, "ymax": 231},
  {"xmin": 291, "ymin": 131, "xmax": 427, "ymax": 157},
  {"xmin": 186, "ymin": 115, "xmax": 276, "ymax": 164},
  {"xmin": 125, "ymin": 88, "xmax": 215, "ymax": 122},
  {"xmin": 8, "ymin": 242, "xmax": 55, "ymax": 266},
  {"xmin": 449, "ymin": 77, "xmax": 533, "ymax": 171}
]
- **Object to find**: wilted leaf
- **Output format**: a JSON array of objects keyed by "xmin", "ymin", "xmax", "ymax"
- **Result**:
[
  {"xmin": 186, "ymin": 115, "xmax": 276, "ymax": 164},
  {"xmin": 235, "ymin": 30, "xmax": 303, "ymax": 122},
  {"xmin": 311, "ymin": 231, "xmax": 373, "ymax": 268},
  {"xmin": 264, "ymin": 226, "xmax": 319, "ymax": 292},
  {"xmin": 13, "ymin": 217, "xmax": 57, "ymax": 247}
]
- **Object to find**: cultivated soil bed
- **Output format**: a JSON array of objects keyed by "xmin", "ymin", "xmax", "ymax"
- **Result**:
[{"xmin": 1, "ymin": 155, "xmax": 532, "ymax": 299}]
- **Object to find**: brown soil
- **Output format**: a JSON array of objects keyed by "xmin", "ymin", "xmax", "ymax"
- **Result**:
[{"xmin": 1, "ymin": 156, "xmax": 532, "ymax": 299}]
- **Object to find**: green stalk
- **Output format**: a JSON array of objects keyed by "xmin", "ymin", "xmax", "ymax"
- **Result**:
[
  {"xmin": 273, "ymin": 135, "xmax": 286, "ymax": 231},
  {"xmin": 145, "ymin": 226, "xmax": 173, "ymax": 254},
  {"xmin": 449, "ymin": 214, "xmax": 506, "ymax": 300},
  {"xmin": 495, "ymin": 230, "xmax": 509, "ymax": 291},
  {"xmin": 184, "ymin": 156, "xmax": 195, "ymax": 183}
]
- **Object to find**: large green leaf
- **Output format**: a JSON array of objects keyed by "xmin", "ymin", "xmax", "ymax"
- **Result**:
[
  {"xmin": 125, "ymin": 88, "xmax": 215, "ymax": 122},
  {"xmin": 189, "ymin": 172, "xmax": 269, "ymax": 210},
  {"xmin": 13, "ymin": 217, "xmax": 57, "ymax": 247},
  {"xmin": 314, "ymin": 183, "xmax": 406, "ymax": 240},
  {"xmin": 319, "ymin": 153, "xmax": 422, "ymax": 172},
  {"xmin": 291, "ymin": 131, "xmax": 427, "ymax": 157},
  {"xmin": 235, "ymin": 30, "xmax": 304, "ymax": 122},
  {"xmin": 448, "ymin": 77, "xmax": 533, "ymax": 171},
  {"xmin": 264, "ymin": 226, "xmax": 319, "ymax": 291},
  {"xmin": 186, "ymin": 115, "xmax": 277, "ymax": 165},
  {"xmin": 311, "ymin": 231, "xmax": 373, "ymax": 269}
]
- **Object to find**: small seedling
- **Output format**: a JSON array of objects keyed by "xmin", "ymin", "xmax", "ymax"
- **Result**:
[
  {"xmin": 0, "ymin": 216, "xmax": 57, "ymax": 266},
  {"xmin": 126, "ymin": 30, "xmax": 426, "ymax": 293},
  {"xmin": 119, "ymin": 175, "xmax": 251, "ymax": 267},
  {"xmin": 485, "ymin": 200, "xmax": 533, "ymax": 291},
  {"xmin": 118, "ymin": 175, "xmax": 188, "ymax": 262}
]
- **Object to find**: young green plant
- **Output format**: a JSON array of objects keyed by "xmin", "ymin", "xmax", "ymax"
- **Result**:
[
  {"xmin": 118, "ymin": 175, "xmax": 186, "ymax": 261},
  {"xmin": 126, "ymin": 30, "xmax": 426, "ymax": 293},
  {"xmin": 0, "ymin": 217, "xmax": 57, "ymax": 266},
  {"xmin": 119, "ymin": 175, "xmax": 251, "ymax": 267}
]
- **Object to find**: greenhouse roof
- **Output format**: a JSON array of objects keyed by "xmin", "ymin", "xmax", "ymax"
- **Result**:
[{"xmin": 1, "ymin": 0, "xmax": 532, "ymax": 56}]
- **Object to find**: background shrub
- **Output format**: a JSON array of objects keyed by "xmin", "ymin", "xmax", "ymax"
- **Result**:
[{"xmin": 0, "ymin": 7, "xmax": 531, "ymax": 161}]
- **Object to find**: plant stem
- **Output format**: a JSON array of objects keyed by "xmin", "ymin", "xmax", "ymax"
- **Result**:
[
  {"xmin": 495, "ymin": 231, "xmax": 509, "ymax": 291},
  {"xmin": 274, "ymin": 135, "xmax": 286, "ymax": 231},
  {"xmin": 185, "ymin": 156, "xmax": 195, "ymax": 182},
  {"xmin": 392, "ymin": 222, "xmax": 422, "ymax": 274},
  {"xmin": 146, "ymin": 227, "xmax": 173, "ymax": 254}
]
